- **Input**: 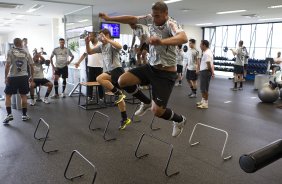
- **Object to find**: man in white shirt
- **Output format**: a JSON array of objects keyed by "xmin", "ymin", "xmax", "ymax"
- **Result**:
[
  {"xmin": 197, "ymin": 40, "xmax": 214, "ymax": 109},
  {"xmin": 231, "ymin": 40, "xmax": 245, "ymax": 90},
  {"xmin": 272, "ymin": 51, "xmax": 282, "ymax": 75},
  {"xmin": 185, "ymin": 39, "xmax": 200, "ymax": 98},
  {"xmin": 75, "ymin": 32, "xmax": 104, "ymax": 100},
  {"xmin": 175, "ymin": 45, "xmax": 184, "ymax": 86},
  {"xmin": 130, "ymin": 24, "xmax": 149, "ymax": 66}
]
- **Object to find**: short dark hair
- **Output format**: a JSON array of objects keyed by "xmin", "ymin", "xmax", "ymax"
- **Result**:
[
  {"xmin": 59, "ymin": 38, "xmax": 65, "ymax": 41},
  {"xmin": 178, "ymin": 45, "xmax": 182, "ymax": 49},
  {"xmin": 99, "ymin": 28, "xmax": 111, "ymax": 38},
  {"xmin": 239, "ymin": 40, "xmax": 243, "ymax": 46},
  {"xmin": 22, "ymin": 38, "xmax": 27, "ymax": 41},
  {"xmin": 152, "ymin": 1, "xmax": 168, "ymax": 12},
  {"xmin": 201, "ymin": 40, "xmax": 210, "ymax": 48},
  {"xmin": 14, "ymin": 38, "xmax": 22, "ymax": 47},
  {"xmin": 189, "ymin": 39, "xmax": 196, "ymax": 44}
]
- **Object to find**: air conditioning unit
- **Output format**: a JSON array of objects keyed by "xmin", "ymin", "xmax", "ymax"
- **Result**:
[{"xmin": 0, "ymin": 2, "xmax": 23, "ymax": 9}]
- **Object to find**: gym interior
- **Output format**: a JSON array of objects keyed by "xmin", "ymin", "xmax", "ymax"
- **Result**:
[{"xmin": 0, "ymin": 0, "xmax": 281, "ymax": 184}]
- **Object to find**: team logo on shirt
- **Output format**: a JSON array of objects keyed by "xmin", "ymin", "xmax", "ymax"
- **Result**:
[{"xmin": 16, "ymin": 60, "xmax": 24, "ymax": 72}]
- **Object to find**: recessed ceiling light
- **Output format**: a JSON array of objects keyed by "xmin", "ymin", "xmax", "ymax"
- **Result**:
[
  {"xmin": 217, "ymin": 10, "xmax": 246, "ymax": 14},
  {"xmin": 164, "ymin": 0, "xmax": 182, "ymax": 4},
  {"xmin": 268, "ymin": 5, "xmax": 282, "ymax": 9},
  {"xmin": 258, "ymin": 17, "xmax": 282, "ymax": 21},
  {"xmin": 78, "ymin": 19, "xmax": 89, "ymax": 23},
  {"xmin": 26, "ymin": 4, "xmax": 44, "ymax": 13},
  {"xmin": 196, "ymin": 23, "xmax": 213, "ymax": 26}
]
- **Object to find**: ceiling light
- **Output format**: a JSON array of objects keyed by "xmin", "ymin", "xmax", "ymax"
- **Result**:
[
  {"xmin": 78, "ymin": 19, "xmax": 89, "ymax": 23},
  {"xmin": 0, "ymin": 2, "xmax": 23, "ymax": 9},
  {"xmin": 268, "ymin": 5, "xmax": 282, "ymax": 9},
  {"xmin": 258, "ymin": 17, "xmax": 282, "ymax": 21},
  {"xmin": 217, "ymin": 10, "xmax": 246, "ymax": 14},
  {"xmin": 26, "ymin": 4, "xmax": 44, "ymax": 13},
  {"xmin": 196, "ymin": 23, "xmax": 213, "ymax": 26},
  {"xmin": 164, "ymin": 0, "xmax": 182, "ymax": 4}
]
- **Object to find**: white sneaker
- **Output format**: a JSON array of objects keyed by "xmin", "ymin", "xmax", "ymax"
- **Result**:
[
  {"xmin": 29, "ymin": 99, "xmax": 36, "ymax": 106},
  {"xmin": 196, "ymin": 101, "xmax": 203, "ymax": 106},
  {"xmin": 61, "ymin": 93, "xmax": 66, "ymax": 98},
  {"xmin": 189, "ymin": 94, "xmax": 197, "ymax": 98},
  {"xmin": 172, "ymin": 116, "xmax": 187, "ymax": 137},
  {"xmin": 175, "ymin": 83, "xmax": 179, "ymax": 87},
  {"xmin": 43, "ymin": 97, "xmax": 50, "ymax": 104},
  {"xmin": 22, "ymin": 115, "xmax": 31, "ymax": 121},
  {"xmin": 197, "ymin": 103, "xmax": 208, "ymax": 109},
  {"xmin": 134, "ymin": 102, "xmax": 151, "ymax": 116}
]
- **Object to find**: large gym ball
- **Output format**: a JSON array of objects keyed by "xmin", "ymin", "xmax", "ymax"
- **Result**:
[{"xmin": 258, "ymin": 85, "xmax": 280, "ymax": 103}]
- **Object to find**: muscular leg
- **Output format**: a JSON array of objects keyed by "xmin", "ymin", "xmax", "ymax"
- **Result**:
[
  {"xmin": 29, "ymin": 82, "xmax": 36, "ymax": 100},
  {"xmin": 54, "ymin": 75, "xmax": 59, "ymax": 95},
  {"xmin": 44, "ymin": 82, "xmax": 53, "ymax": 97},
  {"xmin": 20, "ymin": 94, "xmax": 28, "ymax": 116}
]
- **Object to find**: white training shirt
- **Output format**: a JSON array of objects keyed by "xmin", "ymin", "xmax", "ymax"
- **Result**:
[
  {"xmin": 86, "ymin": 42, "xmax": 103, "ymax": 68},
  {"xmin": 176, "ymin": 49, "xmax": 184, "ymax": 65},
  {"xmin": 274, "ymin": 57, "xmax": 282, "ymax": 69},
  {"xmin": 187, "ymin": 48, "xmax": 200, "ymax": 70},
  {"xmin": 200, "ymin": 49, "xmax": 213, "ymax": 71}
]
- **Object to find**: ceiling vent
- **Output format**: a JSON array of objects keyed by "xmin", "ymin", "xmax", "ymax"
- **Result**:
[{"xmin": 0, "ymin": 2, "xmax": 23, "ymax": 9}]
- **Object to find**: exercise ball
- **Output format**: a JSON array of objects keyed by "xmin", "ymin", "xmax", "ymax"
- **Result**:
[{"xmin": 258, "ymin": 86, "xmax": 280, "ymax": 103}]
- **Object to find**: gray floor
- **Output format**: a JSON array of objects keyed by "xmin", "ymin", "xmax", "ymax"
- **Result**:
[{"xmin": 0, "ymin": 66, "xmax": 281, "ymax": 184}]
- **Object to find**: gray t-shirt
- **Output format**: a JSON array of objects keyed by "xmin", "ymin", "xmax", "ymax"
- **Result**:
[
  {"xmin": 187, "ymin": 48, "xmax": 200, "ymax": 70},
  {"xmin": 51, "ymin": 47, "xmax": 73, "ymax": 68},
  {"xmin": 33, "ymin": 61, "xmax": 45, "ymax": 79},
  {"xmin": 136, "ymin": 14, "xmax": 184, "ymax": 66},
  {"xmin": 6, "ymin": 47, "xmax": 33, "ymax": 77},
  {"xmin": 92, "ymin": 43, "xmax": 121, "ymax": 71},
  {"xmin": 234, "ymin": 47, "xmax": 244, "ymax": 66},
  {"xmin": 176, "ymin": 49, "xmax": 184, "ymax": 65}
]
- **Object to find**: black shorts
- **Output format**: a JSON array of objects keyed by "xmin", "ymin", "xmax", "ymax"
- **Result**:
[
  {"xmin": 200, "ymin": 70, "xmax": 212, "ymax": 93},
  {"xmin": 186, "ymin": 69, "xmax": 198, "ymax": 81},
  {"xmin": 34, "ymin": 78, "xmax": 50, "ymax": 86},
  {"xmin": 140, "ymin": 43, "xmax": 149, "ymax": 52},
  {"xmin": 129, "ymin": 58, "xmax": 136, "ymax": 66},
  {"xmin": 129, "ymin": 64, "xmax": 177, "ymax": 107},
  {"xmin": 234, "ymin": 65, "xmax": 244, "ymax": 74},
  {"xmin": 4, "ymin": 76, "xmax": 29, "ymax": 95},
  {"xmin": 55, "ymin": 66, "xmax": 68, "ymax": 78},
  {"xmin": 105, "ymin": 67, "xmax": 125, "ymax": 88},
  {"xmin": 177, "ymin": 65, "xmax": 183, "ymax": 74}
]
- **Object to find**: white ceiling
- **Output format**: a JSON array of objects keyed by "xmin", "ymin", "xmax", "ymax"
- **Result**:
[{"xmin": 0, "ymin": 0, "xmax": 282, "ymax": 34}]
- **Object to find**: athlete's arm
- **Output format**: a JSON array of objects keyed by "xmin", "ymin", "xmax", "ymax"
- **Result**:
[{"xmin": 99, "ymin": 13, "xmax": 137, "ymax": 24}]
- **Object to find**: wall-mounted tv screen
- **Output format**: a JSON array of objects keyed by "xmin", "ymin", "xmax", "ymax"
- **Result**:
[{"xmin": 100, "ymin": 22, "xmax": 120, "ymax": 38}]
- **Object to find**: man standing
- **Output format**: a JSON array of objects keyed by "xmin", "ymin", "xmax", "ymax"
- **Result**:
[
  {"xmin": 175, "ymin": 45, "xmax": 184, "ymax": 86},
  {"xmin": 3, "ymin": 38, "xmax": 34, "ymax": 124},
  {"xmin": 50, "ymin": 38, "xmax": 74, "ymax": 98},
  {"xmin": 186, "ymin": 39, "xmax": 200, "ymax": 98},
  {"xmin": 99, "ymin": 1, "xmax": 188, "ymax": 137},
  {"xmin": 197, "ymin": 40, "xmax": 214, "ymax": 109},
  {"xmin": 130, "ymin": 24, "xmax": 149, "ymax": 66},
  {"xmin": 75, "ymin": 32, "xmax": 104, "ymax": 100},
  {"xmin": 231, "ymin": 40, "xmax": 245, "ymax": 90}
]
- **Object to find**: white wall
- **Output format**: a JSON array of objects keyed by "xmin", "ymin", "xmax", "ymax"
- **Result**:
[
  {"xmin": 183, "ymin": 25, "xmax": 203, "ymax": 50},
  {"xmin": 7, "ymin": 24, "xmax": 53, "ymax": 57}
]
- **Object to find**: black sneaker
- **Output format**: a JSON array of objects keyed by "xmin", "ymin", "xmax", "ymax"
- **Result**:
[{"xmin": 3, "ymin": 114, "xmax": 13, "ymax": 124}]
